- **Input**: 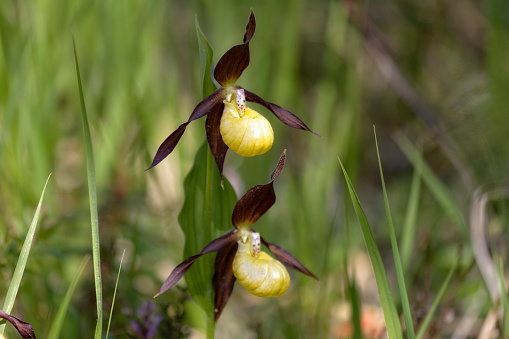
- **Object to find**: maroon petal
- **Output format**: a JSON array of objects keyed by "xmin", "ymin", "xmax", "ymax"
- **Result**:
[
  {"xmin": 200, "ymin": 230, "xmax": 238, "ymax": 254},
  {"xmin": 244, "ymin": 89, "xmax": 321, "ymax": 137},
  {"xmin": 214, "ymin": 11, "xmax": 256, "ymax": 87},
  {"xmin": 155, "ymin": 231, "xmax": 237, "ymax": 297},
  {"xmin": 147, "ymin": 122, "xmax": 189, "ymax": 170},
  {"xmin": 231, "ymin": 150, "xmax": 286, "ymax": 228},
  {"xmin": 243, "ymin": 9, "xmax": 256, "ymax": 44},
  {"xmin": 213, "ymin": 241, "xmax": 238, "ymax": 322},
  {"xmin": 206, "ymin": 102, "xmax": 229, "ymax": 179},
  {"xmin": 0, "ymin": 310, "xmax": 36, "ymax": 338},
  {"xmin": 148, "ymin": 88, "xmax": 225, "ymax": 170},
  {"xmin": 188, "ymin": 88, "xmax": 226, "ymax": 122},
  {"xmin": 270, "ymin": 149, "xmax": 286, "ymax": 182},
  {"xmin": 261, "ymin": 237, "xmax": 318, "ymax": 280},
  {"xmin": 232, "ymin": 183, "xmax": 275, "ymax": 228},
  {"xmin": 155, "ymin": 254, "xmax": 204, "ymax": 297}
]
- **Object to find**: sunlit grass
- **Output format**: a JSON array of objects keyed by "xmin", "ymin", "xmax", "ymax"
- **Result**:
[{"xmin": 0, "ymin": 0, "xmax": 508, "ymax": 337}]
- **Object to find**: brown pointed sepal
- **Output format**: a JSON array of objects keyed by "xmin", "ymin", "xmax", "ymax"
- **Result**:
[
  {"xmin": 155, "ymin": 231, "xmax": 237, "ymax": 298},
  {"xmin": 261, "ymin": 237, "xmax": 318, "ymax": 280},
  {"xmin": 154, "ymin": 254, "xmax": 204, "ymax": 297},
  {"xmin": 148, "ymin": 88, "xmax": 225, "ymax": 170},
  {"xmin": 213, "ymin": 241, "xmax": 238, "ymax": 322},
  {"xmin": 206, "ymin": 101, "xmax": 229, "ymax": 179},
  {"xmin": 231, "ymin": 151, "xmax": 286, "ymax": 228},
  {"xmin": 214, "ymin": 10, "xmax": 256, "ymax": 87},
  {"xmin": 147, "ymin": 122, "xmax": 190, "ymax": 170},
  {"xmin": 244, "ymin": 90, "xmax": 321, "ymax": 137},
  {"xmin": 0, "ymin": 310, "xmax": 37, "ymax": 339}
]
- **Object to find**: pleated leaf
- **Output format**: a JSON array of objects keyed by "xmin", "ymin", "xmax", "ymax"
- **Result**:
[{"xmin": 179, "ymin": 142, "xmax": 237, "ymax": 316}]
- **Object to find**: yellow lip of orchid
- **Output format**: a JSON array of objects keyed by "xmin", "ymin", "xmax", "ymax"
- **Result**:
[
  {"xmin": 220, "ymin": 88, "xmax": 274, "ymax": 157},
  {"xmin": 233, "ymin": 230, "xmax": 290, "ymax": 297}
]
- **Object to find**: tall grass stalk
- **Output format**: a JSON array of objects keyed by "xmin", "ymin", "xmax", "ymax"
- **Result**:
[
  {"xmin": 0, "ymin": 174, "xmax": 51, "ymax": 336},
  {"xmin": 72, "ymin": 37, "xmax": 103, "ymax": 339},
  {"xmin": 338, "ymin": 156, "xmax": 403, "ymax": 339},
  {"xmin": 47, "ymin": 256, "xmax": 89, "ymax": 339},
  {"xmin": 374, "ymin": 127, "xmax": 415, "ymax": 338}
]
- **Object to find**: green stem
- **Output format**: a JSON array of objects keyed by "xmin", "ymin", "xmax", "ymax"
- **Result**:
[
  {"xmin": 204, "ymin": 145, "xmax": 213, "ymax": 250},
  {"xmin": 204, "ymin": 146, "xmax": 215, "ymax": 338},
  {"xmin": 206, "ymin": 314, "xmax": 215, "ymax": 339}
]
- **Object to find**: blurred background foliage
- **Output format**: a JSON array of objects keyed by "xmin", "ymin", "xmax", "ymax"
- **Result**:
[{"xmin": 0, "ymin": 0, "xmax": 508, "ymax": 338}]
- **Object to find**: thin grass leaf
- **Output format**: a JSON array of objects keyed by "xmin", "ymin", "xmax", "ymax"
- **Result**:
[
  {"xmin": 0, "ymin": 174, "xmax": 51, "ymax": 336},
  {"xmin": 72, "ymin": 36, "xmax": 102, "ymax": 339},
  {"xmin": 347, "ymin": 274, "xmax": 362, "ymax": 339},
  {"xmin": 400, "ymin": 147, "xmax": 422, "ymax": 272},
  {"xmin": 415, "ymin": 263, "xmax": 456, "ymax": 339},
  {"xmin": 496, "ymin": 256, "xmax": 509, "ymax": 337},
  {"xmin": 338, "ymin": 157, "xmax": 403, "ymax": 339},
  {"xmin": 374, "ymin": 127, "xmax": 415, "ymax": 339},
  {"xmin": 47, "ymin": 256, "xmax": 89, "ymax": 339},
  {"xmin": 105, "ymin": 249, "xmax": 126, "ymax": 339},
  {"xmin": 394, "ymin": 133, "xmax": 466, "ymax": 238}
]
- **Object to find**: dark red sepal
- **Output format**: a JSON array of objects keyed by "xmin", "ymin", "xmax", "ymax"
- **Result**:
[
  {"xmin": 155, "ymin": 231, "xmax": 237, "ymax": 297},
  {"xmin": 213, "ymin": 241, "xmax": 238, "ymax": 322},
  {"xmin": 214, "ymin": 11, "xmax": 256, "ymax": 87},
  {"xmin": 205, "ymin": 102, "xmax": 229, "ymax": 180},
  {"xmin": 261, "ymin": 237, "xmax": 318, "ymax": 280},
  {"xmin": 155, "ymin": 254, "xmax": 204, "ymax": 297},
  {"xmin": 231, "ymin": 151, "xmax": 286, "ymax": 228},
  {"xmin": 148, "ymin": 88, "xmax": 225, "ymax": 170},
  {"xmin": 147, "ymin": 122, "xmax": 189, "ymax": 170},
  {"xmin": 0, "ymin": 310, "xmax": 37, "ymax": 338},
  {"xmin": 243, "ymin": 9, "xmax": 256, "ymax": 44},
  {"xmin": 244, "ymin": 89, "xmax": 321, "ymax": 137}
]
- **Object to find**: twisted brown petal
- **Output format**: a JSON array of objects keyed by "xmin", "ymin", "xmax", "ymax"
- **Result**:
[
  {"xmin": 214, "ymin": 11, "xmax": 256, "ymax": 87},
  {"xmin": 0, "ymin": 310, "xmax": 36, "ymax": 338},
  {"xmin": 244, "ymin": 89, "xmax": 321, "ymax": 137},
  {"xmin": 206, "ymin": 102, "xmax": 229, "ymax": 179},
  {"xmin": 231, "ymin": 150, "xmax": 286, "ymax": 228},
  {"xmin": 155, "ymin": 231, "xmax": 238, "ymax": 297},
  {"xmin": 243, "ymin": 9, "xmax": 256, "ymax": 44},
  {"xmin": 155, "ymin": 254, "xmax": 203, "ymax": 297},
  {"xmin": 148, "ymin": 88, "xmax": 225, "ymax": 170},
  {"xmin": 261, "ymin": 237, "xmax": 318, "ymax": 280},
  {"xmin": 213, "ymin": 241, "xmax": 238, "ymax": 322}
]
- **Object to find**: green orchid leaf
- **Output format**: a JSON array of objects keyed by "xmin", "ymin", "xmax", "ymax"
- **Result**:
[
  {"xmin": 338, "ymin": 157, "xmax": 404, "ymax": 339},
  {"xmin": 196, "ymin": 16, "xmax": 217, "ymax": 99},
  {"xmin": 179, "ymin": 142, "xmax": 237, "ymax": 317}
]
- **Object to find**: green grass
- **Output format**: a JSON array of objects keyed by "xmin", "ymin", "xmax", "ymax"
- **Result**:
[{"xmin": 1, "ymin": 0, "xmax": 508, "ymax": 337}]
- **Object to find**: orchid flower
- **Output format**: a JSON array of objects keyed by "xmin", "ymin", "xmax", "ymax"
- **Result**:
[
  {"xmin": 155, "ymin": 151, "xmax": 317, "ymax": 321},
  {"xmin": 148, "ymin": 10, "xmax": 319, "ymax": 177}
]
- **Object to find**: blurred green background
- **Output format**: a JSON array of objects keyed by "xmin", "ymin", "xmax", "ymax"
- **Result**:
[{"xmin": 1, "ymin": 0, "xmax": 508, "ymax": 338}]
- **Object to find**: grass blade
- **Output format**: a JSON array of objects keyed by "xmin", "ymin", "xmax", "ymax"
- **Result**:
[
  {"xmin": 400, "ymin": 147, "xmax": 422, "ymax": 272},
  {"xmin": 338, "ymin": 157, "xmax": 403, "ymax": 339},
  {"xmin": 47, "ymin": 256, "xmax": 89, "ymax": 339},
  {"xmin": 374, "ymin": 127, "xmax": 415, "ymax": 338},
  {"xmin": 72, "ymin": 36, "xmax": 103, "ymax": 339},
  {"xmin": 415, "ymin": 263, "xmax": 456, "ymax": 339},
  {"xmin": 0, "ymin": 173, "xmax": 51, "ymax": 335},
  {"xmin": 394, "ymin": 133, "xmax": 466, "ymax": 238},
  {"xmin": 105, "ymin": 249, "xmax": 126, "ymax": 339}
]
